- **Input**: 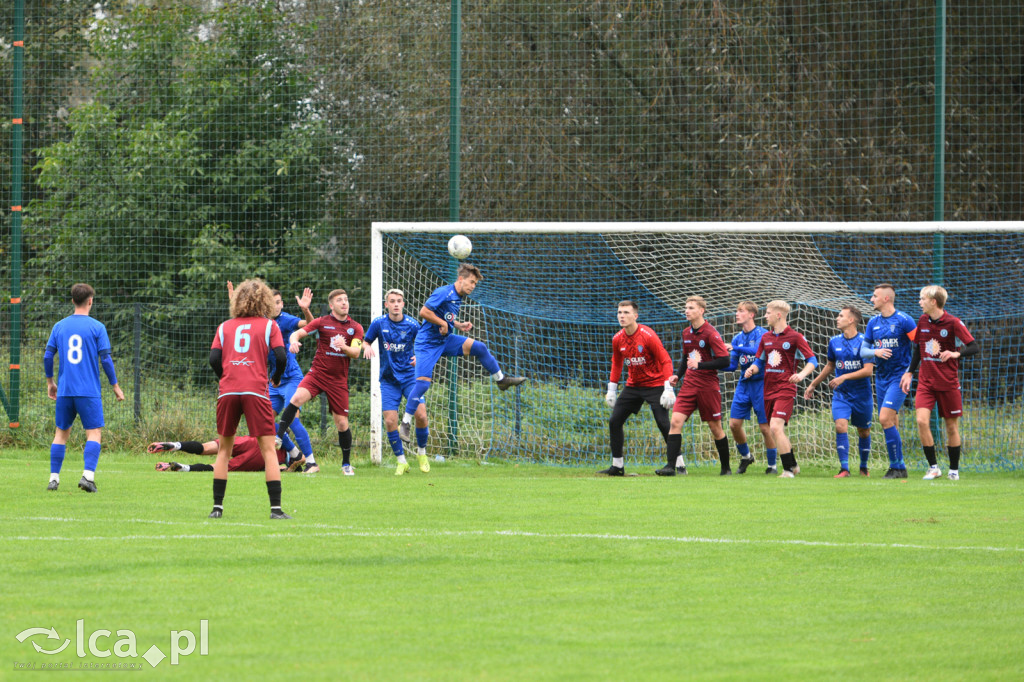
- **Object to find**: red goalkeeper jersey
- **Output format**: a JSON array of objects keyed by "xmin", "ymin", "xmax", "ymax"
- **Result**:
[{"xmin": 610, "ymin": 324, "xmax": 672, "ymax": 388}]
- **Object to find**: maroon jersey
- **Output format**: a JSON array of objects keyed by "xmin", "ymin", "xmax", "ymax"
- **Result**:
[
  {"xmin": 219, "ymin": 436, "xmax": 287, "ymax": 472},
  {"xmin": 211, "ymin": 317, "xmax": 284, "ymax": 399},
  {"xmin": 302, "ymin": 314, "xmax": 364, "ymax": 382},
  {"xmin": 679, "ymin": 321, "xmax": 729, "ymax": 391},
  {"xmin": 915, "ymin": 312, "xmax": 975, "ymax": 391},
  {"xmin": 610, "ymin": 324, "xmax": 672, "ymax": 388},
  {"xmin": 754, "ymin": 326, "xmax": 816, "ymax": 400}
]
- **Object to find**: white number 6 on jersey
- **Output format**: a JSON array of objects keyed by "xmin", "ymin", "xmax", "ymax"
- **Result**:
[{"xmin": 234, "ymin": 324, "xmax": 252, "ymax": 353}]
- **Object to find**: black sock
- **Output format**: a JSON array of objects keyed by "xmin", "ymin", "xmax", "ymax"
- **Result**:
[
  {"xmin": 278, "ymin": 403, "xmax": 300, "ymax": 435},
  {"xmin": 213, "ymin": 477, "xmax": 227, "ymax": 507},
  {"xmin": 715, "ymin": 437, "xmax": 730, "ymax": 470},
  {"xmin": 266, "ymin": 480, "xmax": 282, "ymax": 509},
  {"xmin": 191, "ymin": 463, "xmax": 214, "ymax": 472},
  {"xmin": 923, "ymin": 445, "xmax": 937, "ymax": 467},
  {"xmin": 181, "ymin": 441, "xmax": 205, "ymax": 455},
  {"xmin": 780, "ymin": 452, "xmax": 796, "ymax": 471},
  {"xmin": 339, "ymin": 429, "xmax": 352, "ymax": 465},
  {"xmin": 948, "ymin": 445, "xmax": 961, "ymax": 470},
  {"xmin": 666, "ymin": 434, "xmax": 681, "ymax": 467}
]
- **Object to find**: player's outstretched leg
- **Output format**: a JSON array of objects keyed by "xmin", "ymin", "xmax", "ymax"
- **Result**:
[{"xmin": 467, "ymin": 341, "xmax": 526, "ymax": 391}]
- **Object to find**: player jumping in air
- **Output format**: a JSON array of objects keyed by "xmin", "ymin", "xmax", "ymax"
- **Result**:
[
  {"xmin": 744, "ymin": 300, "xmax": 818, "ymax": 477},
  {"xmin": 725, "ymin": 301, "xmax": 777, "ymax": 474},
  {"xmin": 362, "ymin": 288, "xmax": 431, "ymax": 475},
  {"xmin": 601, "ymin": 300, "xmax": 674, "ymax": 476},
  {"xmin": 804, "ymin": 306, "xmax": 875, "ymax": 478},
  {"xmin": 658, "ymin": 296, "xmax": 731, "ymax": 476},
  {"xmin": 44, "ymin": 283, "xmax": 125, "ymax": 492},
  {"xmin": 900, "ymin": 285, "xmax": 980, "ymax": 480},
  {"xmin": 860, "ymin": 283, "xmax": 918, "ymax": 479}
]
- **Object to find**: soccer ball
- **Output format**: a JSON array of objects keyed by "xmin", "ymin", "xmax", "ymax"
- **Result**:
[{"xmin": 447, "ymin": 234, "xmax": 472, "ymax": 260}]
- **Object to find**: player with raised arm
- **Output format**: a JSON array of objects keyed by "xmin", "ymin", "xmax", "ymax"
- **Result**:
[
  {"xmin": 658, "ymin": 296, "xmax": 731, "ymax": 476},
  {"xmin": 151, "ymin": 432, "xmax": 300, "ymax": 473},
  {"xmin": 744, "ymin": 300, "xmax": 818, "ymax": 477},
  {"xmin": 362, "ymin": 289, "xmax": 431, "ymax": 475},
  {"xmin": 270, "ymin": 287, "xmax": 318, "ymax": 472},
  {"xmin": 209, "ymin": 279, "xmax": 288, "ymax": 519},
  {"xmin": 397, "ymin": 263, "xmax": 526, "ymax": 438},
  {"xmin": 275, "ymin": 289, "xmax": 364, "ymax": 475},
  {"xmin": 899, "ymin": 286, "xmax": 980, "ymax": 481},
  {"xmin": 725, "ymin": 301, "xmax": 777, "ymax": 474},
  {"xmin": 44, "ymin": 283, "xmax": 125, "ymax": 492},
  {"xmin": 804, "ymin": 307, "xmax": 875, "ymax": 477},
  {"xmin": 860, "ymin": 283, "xmax": 918, "ymax": 479},
  {"xmin": 601, "ymin": 300, "xmax": 674, "ymax": 476}
]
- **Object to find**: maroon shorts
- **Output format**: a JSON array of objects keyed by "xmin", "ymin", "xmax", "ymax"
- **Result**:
[
  {"xmin": 672, "ymin": 386, "xmax": 723, "ymax": 422},
  {"xmin": 223, "ymin": 436, "xmax": 287, "ymax": 472},
  {"xmin": 915, "ymin": 385, "xmax": 963, "ymax": 419},
  {"xmin": 216, "ymin": 394, "xmax": 277, "ymax": 437},
  {"xmin": 764, "ymin": 396, "xmax": 795, "ymax": 424},
  {"xmin": 299, "ymin": 369, "xmax": 349, "ymax": 415}
]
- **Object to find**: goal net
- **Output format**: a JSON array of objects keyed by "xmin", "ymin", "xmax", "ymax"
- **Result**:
[{"xmin": 371, "ymin": 223, "xmax": 1024, "ymax": 472}]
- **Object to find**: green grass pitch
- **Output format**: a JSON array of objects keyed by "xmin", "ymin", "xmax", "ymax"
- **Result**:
[{"xmin": 4, "ymin": 450, "xmax": 1023, "ymax": 680}]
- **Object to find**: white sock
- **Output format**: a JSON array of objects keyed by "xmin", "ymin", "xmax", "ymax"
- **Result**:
[
  {"xmin": 49, "ymin": 473, "xmax": 59, "ymax": 483},
  {"xmin": 402, "ymin": 412, "xmax": 412, "ymax": 425},
  {"xmin": 675, "ymin": 455, "xmax": 687, "ymax": 468},
  {"xmin": 305, "ymin": 454, "xmax": 316, "ymax": 464},
  {"xmin": 612, "ymin": 457, "xmax": 624, "ymax": 468},
  {"xmin": 170, "ymin": 442, "xmax": 182, "ymax": 451},
  {"xmin": 949, "ymin": 469, "xmax": 958, "ymax": 474},
  {"xmin": 82, "ymin": 470, "xmax": 95, "ymax": 482},
  {"xmin": 289, "ymin": 446, "xmax": 301, "ymax": 458},
  {"xmin": 179, "ymin": 464, "xmax": 191, "ymax": 472},
  {"xmin": 397, "ymin": 455, "xmax": 407, "ymax": 464},
  {"xmin": 417, "ymin": 447, "xmax": 426, "ymax": 456},
  {"xmin": 492, "ymin": 371, "xmax": 505, "ymax": 381}
]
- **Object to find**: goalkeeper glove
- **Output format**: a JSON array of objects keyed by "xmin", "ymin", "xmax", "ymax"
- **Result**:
[
  {"xmin": 605, "ymin": 382, "xmax": 618, "ymax": 408},
  {"xmin": 660, "ymin": 380, "xmax": 675, "ymax": 409}
]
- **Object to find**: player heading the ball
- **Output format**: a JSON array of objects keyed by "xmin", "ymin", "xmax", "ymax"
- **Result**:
[{"xmin": 399, "ymin": 263, "xmax": 526, "ymax": 434}]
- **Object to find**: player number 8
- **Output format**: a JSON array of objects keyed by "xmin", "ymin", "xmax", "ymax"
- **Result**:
[{"xmin": 67, "ymin": 334, "xmax": 83, "ymax": 364}]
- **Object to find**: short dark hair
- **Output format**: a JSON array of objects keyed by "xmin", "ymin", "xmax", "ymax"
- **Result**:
[
  {"xmin": 328, "ymin": 289, "xmax": 347, "ymax": 304},
  {"xmin": 457, "ymin": 263, "xmax": 483, "ymax": 281},
  {"xmin": 271, "ymin": 289, "xmax": 282, "ymax": 298},
  {"xmin": 841, "ymin": 305, "xmax": 863, "ymax": 325},
  {"xmin": 617, "ymin": 300, "xmax": 638, "ymax": 313},
  {"xmin": 71, "ymin": 283, "xmax": 94, "ymax": 306}
]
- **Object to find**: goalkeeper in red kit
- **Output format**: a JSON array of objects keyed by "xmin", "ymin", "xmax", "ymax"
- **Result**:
[{"xmin": 599, "ymin": 300, "xmax": 675, "ymax": 476}]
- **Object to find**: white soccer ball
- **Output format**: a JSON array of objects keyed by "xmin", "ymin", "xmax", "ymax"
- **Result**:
[{"xmin": 447, "ymin": 234, "xmax": 472, "ymax": 260}]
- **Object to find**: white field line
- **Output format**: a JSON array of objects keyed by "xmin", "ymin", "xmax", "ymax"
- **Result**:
[{"xmin": 5, "ymin": 517, "xmax": 1023, "ymax": 554}]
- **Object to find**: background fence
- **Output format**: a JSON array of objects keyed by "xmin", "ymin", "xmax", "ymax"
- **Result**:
[{"xmin": 2, "ymin": 0, "xmax": 1022, "ymax": 454}]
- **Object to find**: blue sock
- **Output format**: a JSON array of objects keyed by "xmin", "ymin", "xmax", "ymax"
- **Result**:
[
  {"xmin": 884, "ymin": 426, "xmax": 901, "ymax": 468},
  {"xmin": 469, "ymin": 341, "xmax": 501, "ymax": 376},
  {"xmin": 50, "ymin": 443, "xmax": 66, "ymax": 475},
  {"xmin": 859, "ymin": 436, "xmax": 871, "ymax": 470},
  {"xmin": 289, "ymin": 419, "xmax": 313, "ymax": 457},
  {"xmin": 83, "ymin": 440, "xmax": 101, "ymax": 472},
  {"xmin": 766, "ymin": 448, "xmax": 778, "ymax": 467},
  {"xmin": 416, "ymin": 427, "xmax": 429, "ymax": 449},
  {"xmin": 281, "ymin": 432, "xmax": 296, "ymax": 453},
  {"xmin": 387, "ymin": 429, "xmax": 404, "ymax": 456},
  {"xmin": 405, "ymin": 380, "xmax": 432, "ymax": 419},
  {"xmin": 835, "ymin": 433, "xmax": 849, "ymax": 470},
  {"xmin": 736, "ymin": 442, "xmax": 750, "ymax": 458}
]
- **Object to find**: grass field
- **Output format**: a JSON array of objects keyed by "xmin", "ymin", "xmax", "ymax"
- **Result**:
[{"xmin": 4, "ymin": 449, "xmax": 1023, "ymax": 680}]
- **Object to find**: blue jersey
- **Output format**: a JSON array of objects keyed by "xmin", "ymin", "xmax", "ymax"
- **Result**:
[
  {"xmin": 268, "ymin": 312, "xmax": 305, "ymax": 383},
  {"xmin": 864, "ymin": 310, "xmax": 917, "ymax": 380},
  {"xmin": 827, "ymin": 332, "xmax": 874, "ymax": 402},
  {"xmin": 728, "ymin": 326, "xmax": 767, "ymax": 383},
  {"xmin": 419, "ymin": 284, "xmax": 463, "ymax": 347},
  {"xmin": 45, "ymin": 315, "xmax": 112, "ymax": 398},
  {"xmin": 365, "ymin": 314, "xmax": 419, "ymax": 384}
]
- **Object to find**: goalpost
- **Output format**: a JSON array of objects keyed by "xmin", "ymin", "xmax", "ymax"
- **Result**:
[{"xmin": 369, "ymin": 222, "xmax": 1024, "ymax": 471}]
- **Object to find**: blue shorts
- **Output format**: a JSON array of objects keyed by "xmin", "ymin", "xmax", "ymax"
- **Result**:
[
  {"xmin": 730, "ymin": 381, "xmax": 767, "ymax": 424},
  {"xmin": 832, "ymin": 394, "xmax": 873, "ymax": 429},
  {"xmin": 381, "ymin": 375, "xmax": 418, "ymax": 412},
  {"xmin": 876, "ymin": 375, "xmax": 909, "ymax": 413},
  {"xmin": 270, "ymin": 376, "xmax": 303, "ymax": 414},
  {"xmin": 414, "ymin": 334, "xmax": 468, "ymax": 380},
  {"xmin": 55, "ymin": 396, "xmax": 104, "ymax": 431}
]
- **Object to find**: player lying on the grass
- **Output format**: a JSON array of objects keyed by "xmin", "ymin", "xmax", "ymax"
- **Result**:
[
  {"xmin": 275, "ymin": 288, "xmax": 363, "ymax": 475},
  {"xmin": 210, "ymin": 278, "xmax": 288, "ymax": 519},
  {"xmin": 362, "ymin": 288, "xmax": 431, "ymax": 476},
  {"xmin": 44, "ymin": 283, "xmax": 126, "ymax": 493},
  {"xmin": 600, "ymin": 300, "xmax": 674, "ymax": 476},
  {"xmin": 659, "ymin": 296, "xmax": 731, "ymax": 476},
  {"xmin": 860, "ymin": 283, "xmax": 917, "ymax": 479},
  {"xmin": 150, "ymin": 433, "xmax": 300, "ymax": 473},
  {"xmin": 744, "ymin": 300, "xmax": 817, "ymax": 477},
  {"xmin": 725, "ymin": 301, "xmax": 777, "ymax": 474},
  {"xmin": 803, "ymin": 306, "xmax": 875, "ymax": 478},
  {"xmin": 399, "ymin": 263, "xmax": 525, "ymax": 434},
  {"xmin": 899, "ymin": 285, "xmax": 980, "ymax": 481}
]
